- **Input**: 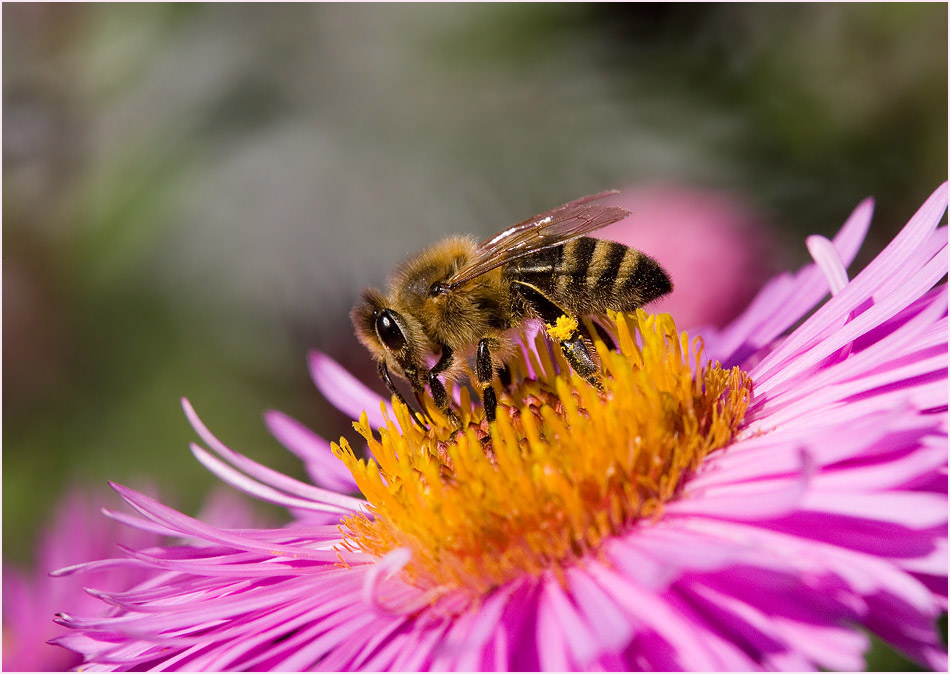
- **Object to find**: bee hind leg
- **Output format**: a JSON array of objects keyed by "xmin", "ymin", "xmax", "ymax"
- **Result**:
[
  {"xmin": 511, "ymin": 281, "xmax": 602, "ymax": 390},
  {"xmin": 559, "ymin": 333, "xmax": 603, "ymax": 391}
]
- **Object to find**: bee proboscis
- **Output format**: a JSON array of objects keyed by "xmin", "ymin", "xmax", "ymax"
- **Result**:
[{"xmin": 351, "ymin": 190, "xmax": 673, "ymax": 426}]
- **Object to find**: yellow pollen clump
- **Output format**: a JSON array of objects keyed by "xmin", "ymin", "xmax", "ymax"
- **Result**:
[
  {"xmin": 546, "ymin": 314, "xmax": 579, "ymax": 342},
  {"xmin": 333, "ymin": 310, "xmax": 752, "ymax": 598}
]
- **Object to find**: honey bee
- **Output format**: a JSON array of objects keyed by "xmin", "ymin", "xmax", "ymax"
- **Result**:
[{"xmin": 351, "ymin": 190, "xmax": 672, "ymax": 426}]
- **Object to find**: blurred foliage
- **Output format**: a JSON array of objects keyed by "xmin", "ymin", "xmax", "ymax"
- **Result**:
[{"xmin": 3, "ymin": 5, "xmax": 946, "ymax": 669}]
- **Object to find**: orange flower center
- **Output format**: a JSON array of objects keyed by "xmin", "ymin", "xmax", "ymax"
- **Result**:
[{"xmin": 334, "ymin": 311, "xmax": 752, "ymax": 597}]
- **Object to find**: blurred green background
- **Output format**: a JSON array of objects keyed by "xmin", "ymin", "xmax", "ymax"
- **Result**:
[{"xmin": 3, "ymin": 4, "xmax": 946, "ymax": 669}]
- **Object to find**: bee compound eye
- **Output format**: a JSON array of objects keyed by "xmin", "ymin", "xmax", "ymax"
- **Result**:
[{"xmin": 375, "ymin": 309, "xmax": 408, "ymax": 353}]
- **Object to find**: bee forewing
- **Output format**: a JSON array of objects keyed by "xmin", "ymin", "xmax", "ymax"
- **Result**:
[{"xmin": 446, "ymin": 191, "xmax": 630, "ymax": 289}]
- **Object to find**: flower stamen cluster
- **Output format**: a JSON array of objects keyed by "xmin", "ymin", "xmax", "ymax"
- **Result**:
[{"xmin": 334, "ymin": 310, "xmax": 752, "ymax": 596}]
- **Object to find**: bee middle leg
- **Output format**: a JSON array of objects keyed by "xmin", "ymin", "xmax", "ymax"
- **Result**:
[
  {"xmin": 511, "ymin": 281, "xmax": 602, "ymax": 390},
  {"xmin": 427, "ymin": 344, "xmax": 461, "ymax": 427},
  {"xmin": 476, "ymin": 338, "xmax": 499, "ymax": 423}
]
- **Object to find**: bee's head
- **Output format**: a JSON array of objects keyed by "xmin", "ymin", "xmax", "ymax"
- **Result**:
[{"xmin": 351, "ymin": 289, "xmax": 427, "ymax": 382}]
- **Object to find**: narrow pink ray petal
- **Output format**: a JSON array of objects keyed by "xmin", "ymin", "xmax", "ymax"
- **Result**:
[
  {"xmin": 586, "ymin": 564, "xmax": 726, "ymax": 671},
  {"xmin": 754, "ymin": 260, "xmax": 941, "ymax": 393},
  {"xmin": 535, "ymin": 583, "xmax": 573, "ymax": 671},
  {"xmin": 800, "ymin": 491, "xmax": 947, "ymax": 528},
  {"xmin": 446, "ymin": 588, "xmax": 512, "ymax": 671},
  {"xmin": 205, "ymin": 582, "xmax": 374, "ymax": 670},
  {"xmin": 748, "ymin": 290, "xmax": 948, "ymax": 422},
  {"xmin": 49, "ymin": 557, "xmax": 154, "ymax": 578},
  {"xmin": 315, "ymin": 615, "xmax": 407, "ymax": 671},
  {"xmin": 490, "ymin": 614, "xmax": 515, "ymax": 671},
  {"xmin": 109, "ymin": 483, "xmax": 348, "ymax": 562},
  {"xmin": 338, "ymin": 616, "xmax": 413, "ymax": 671},
  {"xmin": 760, "ymin": 385, "xmax": 942, "ymax": 433},
  {"xmin": 91, "ymin": 575, "xmax": 327, "ymax": 625},
  {"xmin": 706, "ymin": 196, "xmax": 873, "ymax": 363},
  {"xmin": 566, "ymin": 566, "xmax": 635, "ymax": 653},
  {"xmin": 687, "ymin": 580, "xmax": 867, "ymax": 671},
  {"xmin": 539, "ymin": 574, "xmax": 606, "ymax": 667},
  {"xmin": 189, "ymin": 445, "xmax": 354, "ymax": 516},
  {"xmin": 183, "ymin": 399, "xmax": 365, "ymax": 512},
  {"xmin": 264, "ymin": 607, "xmax": 378, "ymax": 671},
  {"xmin": 100, "ymin": 508, "xmax": 182, "ymax": 537},
  {"xmin": 669, "ymin": 449, "xmax": 813, "ymax": 521},
  {"xmin": 814, "ymin": 443, "xmax": 947, "ymax": 492},
  {"xmin": 387, "ymin": 619, "xmax": 449, "ymax": 671},
  {"xmin": 607, "ymin": 526, "xmax": 768, "ymax": 587},
  {"xmin": 863, "ymin": 593, "xmax": 949, "ymax": 671},
  {"xmin": 895, "ymin": 539, "xmax": 948, "ymax": 576},
  {"xmin": 852, "ymin": 183, "xmax": 947, "ymax": 284},
  {"xmin": 754, "ymin": 351, "xmax": 947, "ymax": 428},
  {"xmin": 806, "ymin": 234, "xmax": 850, "ymax": 296},
  {"xmin": 669, "ymin": 583, "xmax": 811, "ymax": 671},
  {"xmin": 427, "ymin": 610, "xmax": 483, "ymax": 671},
  {"xmin": 695, "ymin": 407, "xmax": 937, "ymax": 488},
  {"xmin": 263, "ymin": 410, "xmax": 358, "ymax": 492},
  {"xmin": 752, "ymin": 185, "xmax": 947, "ymax": 383},
  {"xmin": 753, "ymin": 247, "xmax": 948, "ymax": 393},
  {"xmin": 771, "ymin": 616, "xmax": 869, "ymax": 671},
  {"xmin": 496, "ymin": 580, "xmax": 544, "ymax": 671},
  {"xmin": 689, "ymin": 519, "xmax": 939, "ymax": 612},
  {"xmin": 110, "ymin": 548, "xmax": 342, "ymax": 578},
  {"xmin": 308, "ymin": 350, "xmax": 392, "ymax": 427},
  {"xmin": 361, "ymin": 548, "xmax": 439, "ymax": 616}
]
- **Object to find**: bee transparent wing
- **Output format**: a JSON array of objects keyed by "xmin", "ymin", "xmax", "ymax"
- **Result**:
[{"xmin": 445, "ymin": 190, "xmax": 630, "ymax": 289}]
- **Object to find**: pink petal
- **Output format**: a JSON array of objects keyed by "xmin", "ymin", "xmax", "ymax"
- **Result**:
[
  {"xmin": 705, "ymin": 196, "xmax": 873, "ymax": 364},
  {"xmin": 189, "ymin": 445, "xmax": 354, "ymax": 516},
  {"xmin": 264, "ymin": 410, "xmax": 358, "ymax": 493},
  {"xmin": 109, "ymin": 483, "xmax": 349, "ymax": 562},
  {"xmin": 183, "ymin": 398, "xmax": 364, "ymax": 513},
  {"xmin": 566, "ymin": 567, "xmax": 634, "ymax": 653},
  {"xmin": 308, "ymin": 350, "xmax": 392, "ymax": 427},
  {"xmin": 538, "ymin": 576, "xmax": 600, "ymax": 667},
  {"xmin": 800, "ymin": 491, "xmax": 947, "ymax": 528},
  {"xmin": 806, "ymin": 234, "xmax": 850, "ymax": 295}
]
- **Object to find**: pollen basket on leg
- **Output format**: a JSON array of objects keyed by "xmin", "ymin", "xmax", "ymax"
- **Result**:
[{"xmin": 332, "ymin": 310, "xmax": 752, "ymax": 597}]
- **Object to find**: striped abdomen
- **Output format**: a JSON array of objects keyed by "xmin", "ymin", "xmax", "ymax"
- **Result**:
[{"xmin": 503, "ymin": 237, "xmax": 672, "ymax": 317}]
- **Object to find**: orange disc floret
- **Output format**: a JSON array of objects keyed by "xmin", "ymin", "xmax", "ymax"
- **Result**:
[{"xmin": 333, "ymin": 310, "xmax": 752, "ymax": 597}]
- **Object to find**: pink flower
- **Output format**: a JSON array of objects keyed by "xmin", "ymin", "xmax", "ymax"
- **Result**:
[
  {"xmin": 3, "ymin": 487, "xmax": 267, "ymax": 672},
  {"xmin": 3, "ymin": 488, "xmax": 162, "ymax": 671},
  {"xmin": 54, "ymin": 184, "xmax": 947, "ymax": 671}
]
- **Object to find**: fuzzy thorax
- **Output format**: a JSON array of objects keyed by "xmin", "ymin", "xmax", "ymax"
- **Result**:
[{"xmin": 334, "ymin": 310, "xmax": 752, "ymax": 598}]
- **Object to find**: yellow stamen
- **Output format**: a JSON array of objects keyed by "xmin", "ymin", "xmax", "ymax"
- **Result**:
[{"xmin": 333, "ymin": 311, "xmax": 752, "ymax": 598}]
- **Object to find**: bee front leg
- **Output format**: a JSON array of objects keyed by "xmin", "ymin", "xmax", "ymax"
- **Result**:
[
  {"xmin": 511, "ymin": 281, "xmax": 602, "ymax": 390},
  {"xmin": 379, "ymin": 361, "xmax": 430, "ymax": 430},
  {"xmin": 427, "ymin": 344, "xmax": 461, "ymax": 427}
]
